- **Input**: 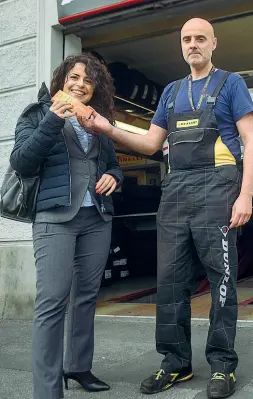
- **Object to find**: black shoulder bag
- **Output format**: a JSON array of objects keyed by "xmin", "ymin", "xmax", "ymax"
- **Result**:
[{"xmin": 0, "ymin": 164, "xmax": 40, "ymax": 223}]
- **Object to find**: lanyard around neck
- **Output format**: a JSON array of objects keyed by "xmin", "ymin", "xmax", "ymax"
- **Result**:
[{"xmin": 188, "ymin": 66, "xmax": 215, "ymax": 111}]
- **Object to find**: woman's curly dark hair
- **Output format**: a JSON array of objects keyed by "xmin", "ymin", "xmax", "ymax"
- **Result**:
[{"xmin": 50, "ymin": 53, "xmax": 115, "ymax": 124}]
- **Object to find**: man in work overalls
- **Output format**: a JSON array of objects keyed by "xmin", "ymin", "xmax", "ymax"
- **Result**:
[{"xmin": 80, "ymin": 18, "xmax": 253, "ymax": 399}]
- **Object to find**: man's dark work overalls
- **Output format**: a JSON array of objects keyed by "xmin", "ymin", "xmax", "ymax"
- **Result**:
[{"xmin": 156, "ymin": 71, "xmax": 240, "ymax": 374}]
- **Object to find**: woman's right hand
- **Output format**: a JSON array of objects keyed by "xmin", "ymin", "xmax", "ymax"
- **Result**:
[{"xmin": 49, "ymin": 101, "xmax": 75, "ymax": 119}]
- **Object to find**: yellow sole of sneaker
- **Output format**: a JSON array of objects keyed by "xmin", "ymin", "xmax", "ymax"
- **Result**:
[
  {"xmin": 163, "ymin": 373, "xmax": 194, "ymax": 390},
  {"xmin": 140, "ymin": 373, "xmax": 194, "ymax": 394}
]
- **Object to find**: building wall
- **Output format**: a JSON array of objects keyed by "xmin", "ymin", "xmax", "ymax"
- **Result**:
[
  {"xmin": 0, "ymin": 0, "xmax": 38, "ymax": 237},
  {"xmin": 0, "ymin": 0, "xmax": 38, "ymax": 319},
  {"xmin": 0, "ymin": 0, "xmax": 65, "ymax": 319}
]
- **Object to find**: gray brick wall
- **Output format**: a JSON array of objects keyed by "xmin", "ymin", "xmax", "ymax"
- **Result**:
[
  {"xmin": 0, "ymin": 0, "xmax": 37, "ymax": 242},
  {"xmin": 0, "ymin": 0, "xmax": 64, "ymax": 320},
  {"xmin": 0, "ymin": 0, "xmax": 37, "ymax": 46}
]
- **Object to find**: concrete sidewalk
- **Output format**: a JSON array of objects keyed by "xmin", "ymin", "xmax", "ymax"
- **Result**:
[{"xmin": 0, "ymin": 317, "xmax": 253, "ymax": 399}]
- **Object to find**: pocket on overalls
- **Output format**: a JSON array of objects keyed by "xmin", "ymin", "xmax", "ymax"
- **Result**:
[
  {"xmin": 169, "ymin": 129, "xmax": 205, "ymax": 169},
  {"xmin": 215, "ymin": 165, "xmax": 240, "ymax": 184},
  {"xmin": 170, "ymin": 128, "xmax": 204, "ymax": 145}
]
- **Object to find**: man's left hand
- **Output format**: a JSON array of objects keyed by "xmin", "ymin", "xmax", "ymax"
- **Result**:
[
  {"xmin": 96, "ymin": 174, "xmax": 117, "ymax": 196},
  {"xmin": 230, "ymin": 194, "xmax": 252, "ymax": 228}
]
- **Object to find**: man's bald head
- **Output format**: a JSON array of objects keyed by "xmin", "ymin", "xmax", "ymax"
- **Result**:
[
  {"xmin": 181, "ymin": 18, "xmax": 217, "ymax": 71},
  {"xmin": 181, "ymin": 18, "xmax": 215, "ymax": 39}
]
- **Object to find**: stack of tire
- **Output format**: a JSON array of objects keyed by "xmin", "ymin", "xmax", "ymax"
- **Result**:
[
  {"xmin": 107, "ymin": 62, "xmax": 164, "ymax": 110},
  {"xmin": 111, "ymin": 245, "xmax": 129, "ymax": 281},
  {"xmin": 122, "ymin": 184, "xmax": 161, "ymax": 277},
  {"xmin": 111, "ymin": 191, "xmax": 125, "ymax": 216},
  {"xmin": 125, "ymin": 229, "xmax": 157, "ymax": 278},
  {"xmin": 101, "ymin": 217, "xmax": 129, "ymax": 287},
  {"xmin": 101, "ymin": 246, "xmax": 129, "ymax": 287},
  {"xmin": 122, "ymin": 184, "xmax": 161, "ymax": 214}
]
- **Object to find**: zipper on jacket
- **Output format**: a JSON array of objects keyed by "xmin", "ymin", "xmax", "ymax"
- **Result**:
[
  {"xmin": 62, "ymin": 129, "xmax": 72, "ymax": 205},
  {"xmin": 97, "ymin": 137, "xmax": 105, "ymax": 213}
]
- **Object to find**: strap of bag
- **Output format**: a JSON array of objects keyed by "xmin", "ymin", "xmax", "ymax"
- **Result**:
[
  {"xmin": 206, "ymin": 71, "xmax": 230, "ymax": 107},
  {"xmin": 168, "ymin": 80, "xmax": 182, "ymax": 117}
]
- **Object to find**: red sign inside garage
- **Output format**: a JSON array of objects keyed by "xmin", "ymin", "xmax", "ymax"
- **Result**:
[{"xmin": 58, "ymin": 0, "xmax": 153, "ymax": 24}]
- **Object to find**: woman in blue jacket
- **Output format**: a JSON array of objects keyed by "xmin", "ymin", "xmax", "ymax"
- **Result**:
[{"xmin": 10, "ymin": 53, "xmax": 123, "ymax": 399}]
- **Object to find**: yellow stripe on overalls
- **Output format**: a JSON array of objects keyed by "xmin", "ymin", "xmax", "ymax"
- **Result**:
[{"xmin": 214, "ymin": 136, "xmax": 236, "ymax": 167}]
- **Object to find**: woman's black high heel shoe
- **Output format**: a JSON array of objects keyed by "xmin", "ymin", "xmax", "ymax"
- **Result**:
[{"xmin": 63, "ymin": 371, "xmax": 110, "ymax": 392}]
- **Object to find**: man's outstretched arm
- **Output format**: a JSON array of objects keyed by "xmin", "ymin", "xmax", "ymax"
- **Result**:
[{"xmin": 77, "ymin": 111, "xmax": 168, "ymax": 155}]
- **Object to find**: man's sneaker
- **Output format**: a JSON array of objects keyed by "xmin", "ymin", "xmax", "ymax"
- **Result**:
[
  {"xmin": 207, "ymin": 372, "xmax": 236, "ymax": 398},
  {"xmin": 140, "ymin": 367, "xmax": 193, "ymax": 394}
]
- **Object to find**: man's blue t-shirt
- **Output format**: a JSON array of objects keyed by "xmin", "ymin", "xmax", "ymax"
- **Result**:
[{"xmin": 152, "ymin": 69, "xmax": 253, "ymax": 161}]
